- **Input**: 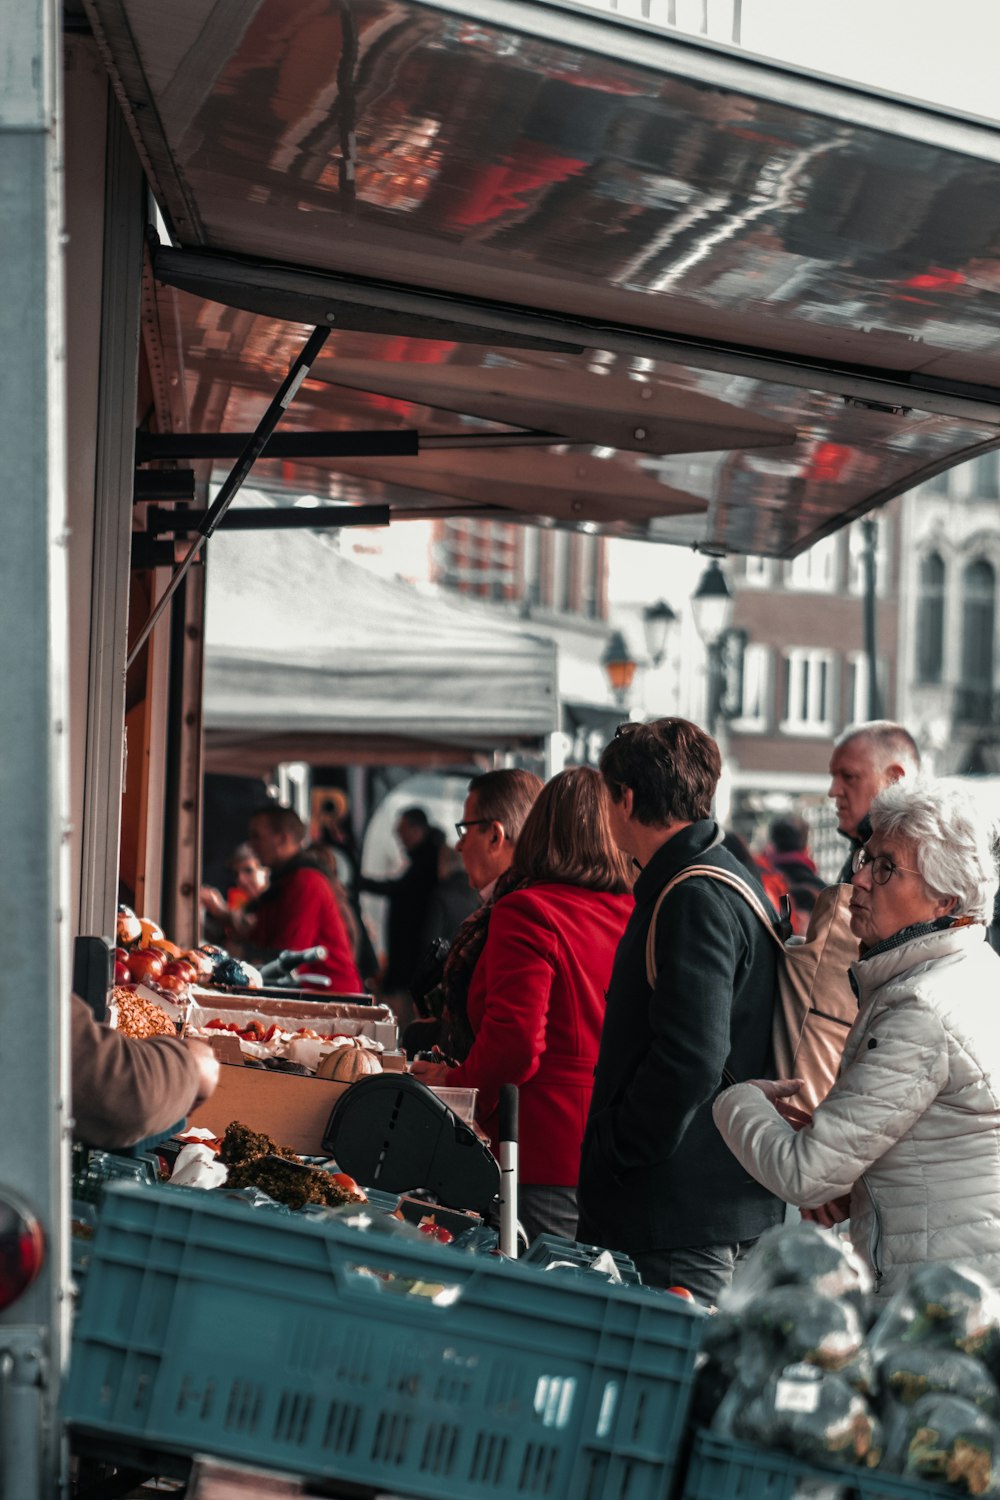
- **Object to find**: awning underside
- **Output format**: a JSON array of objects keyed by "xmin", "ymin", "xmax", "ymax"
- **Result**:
[{"xmin": 87, "ymin": 0, "xmax": 1000, "ymax": 556}]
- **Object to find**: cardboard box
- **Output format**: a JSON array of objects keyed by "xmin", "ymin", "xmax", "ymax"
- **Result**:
[
  {"xmin": 185, "ymin": 997, "xmax": 403, "ymax": 1154},
  {"xmin": 187, "ymin": 1062, "xmax": 351, "ymax": 1155}
]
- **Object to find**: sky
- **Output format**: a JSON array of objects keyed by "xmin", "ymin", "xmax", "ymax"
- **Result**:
[{"xmin": 587, "ymin": 0, "xmax": 1000, "ymax": 123}]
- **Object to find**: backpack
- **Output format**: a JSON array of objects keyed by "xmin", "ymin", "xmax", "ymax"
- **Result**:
[{"xmin": 645, "ymin": 866, "xmax": 859, "ymax": 1110}]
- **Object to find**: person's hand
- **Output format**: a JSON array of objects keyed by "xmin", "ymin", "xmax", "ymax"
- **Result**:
[
  {"xmin": 183, "ymin": 1038, "xmax": 221, "ymax": 1105},
  {"xmin": 802, "ymin": 1194, "xmax": 852, "ymax": 1228},
  {"xmin": 747, "ymin": 1078, "xmax": 813, "ymax": 1130},
  {"xmin": 409, "ymin": 1059, "xmax": 451, "ymax": 1086},
  {"xmin": 200, "ymin": 885, "xmax": 228, "ymax": 920}
]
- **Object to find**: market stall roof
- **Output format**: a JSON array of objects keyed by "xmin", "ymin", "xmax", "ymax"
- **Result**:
[
  {"xmin": 202, "ymin": 526, "xmax": 559, "ymax": 772},
  {"xmin": 86, "ymin": 0, "xmax": 1000, "ymax": 555}
]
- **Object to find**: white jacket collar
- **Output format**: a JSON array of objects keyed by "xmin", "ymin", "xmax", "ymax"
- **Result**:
[{"xmin": 851, "ymin": 922, "xmax": 985, "ymax": 1001}]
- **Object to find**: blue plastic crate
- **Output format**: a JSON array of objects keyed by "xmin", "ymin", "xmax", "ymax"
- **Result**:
[
  {"xmin": 522, "ymin": 1234, "xmax": 642, "ymax": 1285},
  {"xmin": 681, "ymin": 1429, "xmax": 958, "ymax": 1500},
  {"xmin": 65, "ymin": 1183, "xmax": 705, "ymax": 1500}
]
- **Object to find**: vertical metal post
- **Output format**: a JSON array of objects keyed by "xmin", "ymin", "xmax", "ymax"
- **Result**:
[
  {"xmin": 861, "ymin": 518, "xmax": 882, "ymax": 719},
  {"xmin": 78, "ymin": 89, "xmax": 145, "ymax": 941},
  {"xmin": 0, "ymin": 2, "xmax": 71, "ymax": 1495}
]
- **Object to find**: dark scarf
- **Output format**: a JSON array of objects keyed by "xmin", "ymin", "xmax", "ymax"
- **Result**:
[
  {"xmin": 859, "ymin": 913, "xmax": 980, "ymax": 962},
  {"xmin": 246, "ymin": 849, "xmax": 325, "ymax": 913},
  {"xmin": 438, "ymin": 867, "xmax": 522, "ymax": 1062}
]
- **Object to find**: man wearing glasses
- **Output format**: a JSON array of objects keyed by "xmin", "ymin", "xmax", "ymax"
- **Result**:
[
  {"xmin": 577, "ymin": 718, "xmax": 784, "ymax": 1305},
  {"xmin": 828, "ymin": 721, "xmax": 921, "ymax": 882}
]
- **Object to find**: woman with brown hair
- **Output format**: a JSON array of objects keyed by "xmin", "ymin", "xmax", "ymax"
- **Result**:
[{"xmin": 412, "ymin": 766, "xmax": 634, "ymax": 1241}]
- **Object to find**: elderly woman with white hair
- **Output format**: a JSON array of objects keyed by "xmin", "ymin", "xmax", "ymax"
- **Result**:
[{"xmin": 714, "ymin": 777, "xmax": 1000, "ymax": 1298}]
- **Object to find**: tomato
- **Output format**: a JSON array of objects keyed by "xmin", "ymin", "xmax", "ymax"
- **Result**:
[
  {"xmin": 330, "ymin": 1172, "xmax": 359, "ymax": 1193},
  {"xmin": 666, "ymin": 1286, "xmax": 696, "ymax": 1301},
  {"xmin": 156, "ymin": 971, "xmax": 190, "ymax": 996},
  {"xmin": 126, "ymin": 947, "xmax": 165, "ymax": 983},
  {"xmin": 113, "ymin": 960, "xmax": 131, "ymax": 985},
  {"xmin": 161, "ymin": 959, "xmax": 196, "ymax": 983}
]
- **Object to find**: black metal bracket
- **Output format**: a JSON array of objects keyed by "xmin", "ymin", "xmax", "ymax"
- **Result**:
[
  {"xmin": 145, "ymin": 503, "xmax": 390, "ymax": 536},
  {"xmin": 133, "ymin": 469, "xmax": 196, "ymax": 502},
  {"xmin": 135, "ymin": 429, "xmax": 419, "ymax": 462}
]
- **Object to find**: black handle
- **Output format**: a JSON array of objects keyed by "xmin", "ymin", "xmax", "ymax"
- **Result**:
[{"xmin": 499, "ymin": 1085, "xmax": 519, "ymax": 1146}]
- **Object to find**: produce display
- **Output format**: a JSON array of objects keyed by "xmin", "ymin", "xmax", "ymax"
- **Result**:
[
  {"xmin": 217, "ymin": 1120, "xmax": 367, "ymax": 1210},
  {"xmin": 114, "ymin": 904, "xmax": 262, "ymax": 1001},
  {"xmin": 109, "ymin": 985, "xmax": 177, "ymax": 1039},
  {"xmin": 698, "ymin": 1224, "xmax": 1000, "ymax": 1496}
]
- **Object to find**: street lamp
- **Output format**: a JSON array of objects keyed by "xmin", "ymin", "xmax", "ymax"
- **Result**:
[
  {"xmin": 642, "ymin": 599, "xmax": 677, "ymax": 668},
  {"xmin": 691, "ymin": 559, "xmax": 735, "ymax": 736},
  {"xmin": 600, "ymin": 629, "xmax": 637, "ymax": 709}
]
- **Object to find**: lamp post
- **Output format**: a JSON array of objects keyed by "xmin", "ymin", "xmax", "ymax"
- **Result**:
[
  {"xmin": 691, "ymin": 560, "xmax": 735, "ymax": 737},
  {"xmin": 642, "ymin": 599, "xmax": 677, "ymax": 668},
  {"xmin": 600, "ymin": 629, "xmax": 637, "ymax": 710}
]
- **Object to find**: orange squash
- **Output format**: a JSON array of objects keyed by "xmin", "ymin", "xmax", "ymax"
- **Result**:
[{"xmin": 316, "ymin": 1046, "xmax": 382, "ymax": 1083}]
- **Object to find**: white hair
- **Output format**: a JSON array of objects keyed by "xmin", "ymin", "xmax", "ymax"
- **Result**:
[
  {"xmin": 868, "ymin": 778, "xmax": 1000, "ymax": 923},
  {"xmin": 834, "ymin": 720, "xmax": 921, "ymax": 773}
]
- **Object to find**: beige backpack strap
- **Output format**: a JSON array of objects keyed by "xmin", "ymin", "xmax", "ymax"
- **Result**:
[{"xmin": 645, "ymin": 863, "xmax": 783, "ymax": 985}]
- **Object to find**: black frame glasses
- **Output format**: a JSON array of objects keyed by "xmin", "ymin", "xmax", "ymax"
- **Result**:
[
  {"xmin": 851, "ymin": 846, "xmax": 922, "ymax": 886},
  {"xmin": 455, "ymin": 818, "xmax": 495, "ymax": 838}
]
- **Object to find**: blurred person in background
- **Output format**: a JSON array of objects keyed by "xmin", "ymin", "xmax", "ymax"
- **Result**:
[
  {"xmin": 716, "ymin": 777, "xmax": 1000, "ymax": 1299},
  {"xmin": 829, "ymin": 721, "xmax": 921, "ymax": 882},
  {"xmin": 201, "ymin": 843, "xmax": 268, "ymax": 945},
  {"xmin": 766, "ymin": 814, "xmax": 825, "ymax": 933},
  {"xmin": 359, "ymin": 806, "xmax": 443, "ymax": 1015},
  {"xmin": 413, "ymin": 767, "xmax": 633, "ymax": 1242},
  {"xmin": 203, "ymin": 805, "xmax": 362, "ymax": 992}
]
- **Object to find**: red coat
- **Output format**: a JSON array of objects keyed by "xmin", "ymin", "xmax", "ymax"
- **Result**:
[
  {"xmin": 250, "ymin": 865, "xmax": 362, "ymax": 994},
  {"xmin": 446, "ymin": 883, "xmax": 633, "ymax": 1185}
]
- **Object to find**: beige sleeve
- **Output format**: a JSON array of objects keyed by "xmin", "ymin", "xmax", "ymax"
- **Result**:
[{"xmin": 71, "ymin": 993, "xmax": 202, "ymax": 1148}]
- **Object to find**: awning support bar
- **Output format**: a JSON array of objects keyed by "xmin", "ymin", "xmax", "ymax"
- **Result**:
[{"xmin": 126, "ymin": 324, "xmax": 330, "ymax": 671}]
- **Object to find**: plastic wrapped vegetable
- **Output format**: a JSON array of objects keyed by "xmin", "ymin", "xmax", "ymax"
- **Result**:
[
  {"xmin": 899, "ymin": 1393, "xmax": 1000, "ymax": 1496},
  {"xmin": 736, "ymin": 1287, "xmax": 872, "ymax": 1394},
  {"xmin": 728, "ymin": 1364, "xmax": 882, "ymax": 1469},
  {"xmin": 877, "ymin": 1345, "xmax": 1000, "ymax": 1417},
  {"xmin": 876, "ymin": 1344, "xmax": 1000, "ymax": 1474},
  {"xmin": 869, "ymin": 1264, "xmax": 1000, "ymax": 1375},
  {"xmin": 721, "ymin": 1220, "xmax": 872, "ymax": 1313}
]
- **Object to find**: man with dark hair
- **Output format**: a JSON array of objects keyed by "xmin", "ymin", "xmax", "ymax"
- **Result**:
[
  {"xmin": 242, "ymin": 803, "xmax": 363, "ymax": 992},
  {"xmin": 828, "ymin": 720, "xmax": 921, "ymax": 881},
  {"xmin": 359, "ymin": 804, "xmax": 443, "ymax": 1003},
  {"xmin": 577, "ymin": 718, "xmax": 783, "ymax": 1303}
]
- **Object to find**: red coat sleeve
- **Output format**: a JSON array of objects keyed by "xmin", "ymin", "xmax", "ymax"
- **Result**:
[{"xmin": 447, "ymin": 892, "xmax": 556, "ymax": 1119}]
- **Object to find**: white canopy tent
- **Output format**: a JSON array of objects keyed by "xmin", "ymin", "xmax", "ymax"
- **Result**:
[{"xmin": 203, "ymin": 526, "xmax": 559, "ymax": 771}]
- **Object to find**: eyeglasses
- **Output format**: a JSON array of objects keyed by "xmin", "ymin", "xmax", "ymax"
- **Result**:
[
  {"xmin": 851, "ymin": 846, "xmax": 923, "ymax": 885},
  {"xmin": 455, "ymin": 819, "xmax": 495, "ymax": 838}
]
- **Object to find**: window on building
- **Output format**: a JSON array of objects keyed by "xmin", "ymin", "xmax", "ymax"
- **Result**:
[
  {"xmin": 552, "ymin": 530, "xmax": 571, "ymax": 614},
  {"xmin": 848, "ymin": 516, "xmax": 891, "ymax": 596},
  {"xmin": 916, "ymin": 551, "xmax": 945, "ymax": 685},
  {"xmin": 785, "ymin": 535, "xmax": 837, "ymax": 592},
  {"xmin": 781, "ymin": 649, "xmax": 835, "ymax": 735},
  {"xmin": 731, "ymin": 644, "xmax": 770, "ymax": 732},
  {"xmin": 958, "ymin": 558, "xmax": 996, "ymax": 721},
  {"xmin": 970, "ymin": 454, "xmax": 1000, "ymax": 502}
]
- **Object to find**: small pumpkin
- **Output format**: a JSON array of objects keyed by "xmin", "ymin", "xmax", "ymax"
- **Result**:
[{"xmin": 317, "ymin": 1046, "xmax": 382, "ymax": 1083}]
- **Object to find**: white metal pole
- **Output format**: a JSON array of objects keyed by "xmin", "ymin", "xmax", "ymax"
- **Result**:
[{"xmin": 0, "ymin": 0, "xmax": 71, "ymax": 1494}]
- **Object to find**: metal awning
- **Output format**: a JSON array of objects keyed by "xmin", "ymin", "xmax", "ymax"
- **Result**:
[{"xmin": 86, "ymin": 0, "xmax": 1000, "ymax": 555}]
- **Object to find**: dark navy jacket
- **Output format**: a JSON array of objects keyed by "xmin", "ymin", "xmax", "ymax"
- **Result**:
[{"xmin": 577, "ymin": 819, "xmax": 784, "ymax": 1253}]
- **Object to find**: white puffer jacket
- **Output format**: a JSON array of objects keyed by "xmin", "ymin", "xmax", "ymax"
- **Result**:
[{"xmin": 714, "ymin": 924, "xmax": 1000, "ymax": 1297}]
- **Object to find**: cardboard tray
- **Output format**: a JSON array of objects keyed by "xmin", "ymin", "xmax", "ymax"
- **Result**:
[{"xmin": 186, "ymin": 993, "xmax": 399, "ymax": 1049}]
